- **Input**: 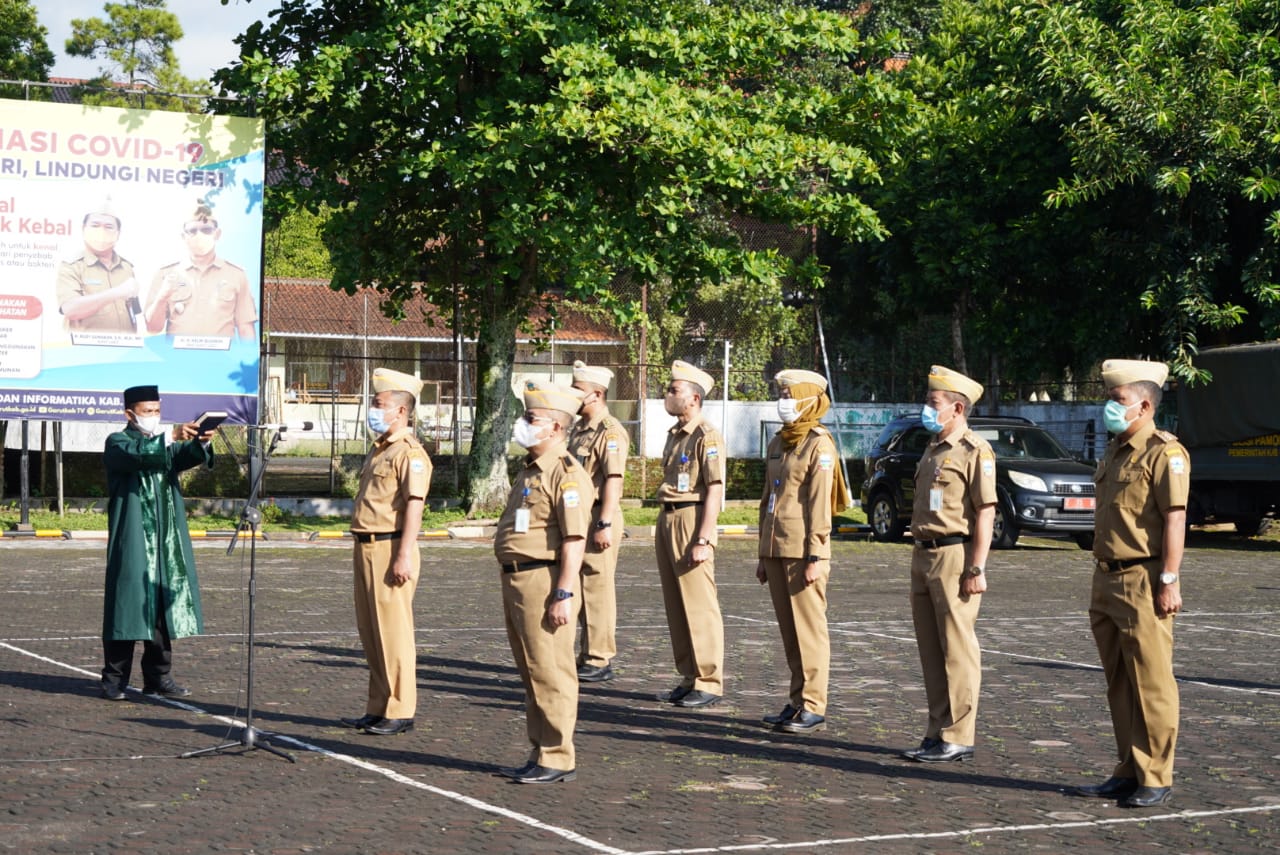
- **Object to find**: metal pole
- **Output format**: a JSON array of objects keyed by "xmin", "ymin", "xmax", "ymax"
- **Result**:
[
  {"xmin": 19, "ymin": 420, "xmax": 30, "ymax": 527},
  {"xmin": 54, "ymin": 422, "xmax": 64, "ymax": 517},
  {"xmin": 816, "ymin": 309, "xmax": 853, "ymax": 506},
  {"xmin": 721, "ymin": 339, "xmax": 731, "ymax": 512}
]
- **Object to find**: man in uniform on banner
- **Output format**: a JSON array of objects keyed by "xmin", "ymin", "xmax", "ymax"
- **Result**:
[
  {"xmin": 145, "ymin": 199, "xmax": 257, "ymax": 341},
  {"xmin": 57, "ymin": 198, "xmax": 141, "ymax": 335},
  {"xmin": 494, "ymin": 381, "xmax": 591, "ymax": 784},
  {"xmin": 654, "ymin": 360, "xmax": 726, "ymax": 709},
  {"xmin": 340, "ymin": 368, "xmax": 431, "ymax": 736},
  {"xmin": 567, "ymin": 360, "xmax": 628, "ymax": 683},
  {"xmin": 100, "ymin": 385, "xmax": 214, "ymax": 700}
]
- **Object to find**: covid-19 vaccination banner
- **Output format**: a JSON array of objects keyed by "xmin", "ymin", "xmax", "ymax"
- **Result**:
[{"xmin": 0, "ymin": 98, "xmax": 265, "ymax": 424}]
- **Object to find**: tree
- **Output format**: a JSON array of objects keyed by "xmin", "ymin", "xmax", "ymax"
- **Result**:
[
  {"xmin": 220, "ymin": 0, "xmax": 899, "ymax": 512},
  {"xmin": 66, "ymin": 0, "xmax": 210, "ymax": 110},
  {"xmin": 0, "ymin": 0, "xmax": 55, "ymax": 98}
]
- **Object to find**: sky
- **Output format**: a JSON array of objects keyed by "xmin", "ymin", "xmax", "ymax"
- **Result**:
[{"xmin": 35, "ymin": 0, "xmax": 284, "ymax": 82}]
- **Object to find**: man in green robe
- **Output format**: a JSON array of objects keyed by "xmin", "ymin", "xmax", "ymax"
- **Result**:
[{"xmin": 100, "ymin": 385, "xmax": 215, "ymax": 700}]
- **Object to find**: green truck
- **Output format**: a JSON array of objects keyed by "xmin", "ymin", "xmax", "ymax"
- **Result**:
[{"xmin": 1175, "ymin": 341, "xmax": 1280, "ymax": 535}]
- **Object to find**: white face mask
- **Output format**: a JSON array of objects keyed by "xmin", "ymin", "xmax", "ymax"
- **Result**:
[
  {"xmin": 512, "ymin": 418, "xmax": 548, "ymax": 449},
  {"xmin": 133, "ymin": 413, "xmax": 161, "ymax": 435},
  {"xmin": 777, "ymin": 396, "xmax": 812, "ymax": 424}
]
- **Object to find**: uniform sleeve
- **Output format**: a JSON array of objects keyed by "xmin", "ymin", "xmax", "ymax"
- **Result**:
[
  {"xmin": 1152, "ymin": 442, "xmax": 1190, "ymax": 510},
  {"xmin": 398, "ymin": 447, "xmax": 432, "ymax": 500},
  {"xmin": 803, "ymin": 435, "xmax": 836, "ymax": 557},
  {"xmin": 104, "ymin": 432, "xmax": 168, "ymax": 473},
  {"xmin": 700, "ymin": 430, "xmax": 725, "ymax": 485},
  {"xmin": 969, "ymin": 442, "xmax": 998, "ymax": 509},
  {"xmin": 599, "ymin": 421, "xmax": 627, "ymax": 479},
  {"xmin": 233, "ymin": 270, "xmax": 258, "ymax": 327},
  {"xmin": 553, "ymin": 463, "xmax": 592, "ymax": 540},
  {"xmin": 55, "ymin": 261, "xmax": 84, "ymax": 308}
]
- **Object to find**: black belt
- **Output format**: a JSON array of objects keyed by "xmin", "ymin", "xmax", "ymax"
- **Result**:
[
  {"xmin": 1097, "ymin": 557, "xmax": 1154, "ymax": 572},
  {"xmin": 662, "ymin": 501, "xmax": 704, "ymax": 512},
  {"xmin": 502, "ymin": 559, "xmax": 556, "ymax": 574},
  {"xmin": 914, "ymin": 535, "xmax": 970, "ymax": 549},
  {"xmin": 352, "ymin": 531, "xmax": 401, "ymax": 543}
]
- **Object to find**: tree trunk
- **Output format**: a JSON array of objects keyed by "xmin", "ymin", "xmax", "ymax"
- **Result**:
[
  {"xmin": 951, "ymin": 293, "xmax": 967, "ymax": 374},
  {"xmin": 466, "ymin": 298, "xmax": 522, "ymax": 516}
]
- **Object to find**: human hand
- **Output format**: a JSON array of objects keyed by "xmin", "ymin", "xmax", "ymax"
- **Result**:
[
  {"xmin": 546, "ymin": 598, "xmax": 572, "ymax": 627},
  {"xmin": 755, "ymin": 560, "xmax": 767, "ymax": 584},
  {"xmin": 592, "ymin": 526, "xmax": 612, "ymax": 551},
  {"xmin": 1155, "ymin": 581, "xmax": 1181, "ymax": 617}
]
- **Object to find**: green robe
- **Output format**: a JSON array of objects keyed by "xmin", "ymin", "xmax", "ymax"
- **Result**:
[{"xmin": 103, "ymin": 426, "xmax": 213, "ymax": 641}]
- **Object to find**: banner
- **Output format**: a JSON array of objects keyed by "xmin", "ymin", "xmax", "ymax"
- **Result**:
[{"xmin": 0, "ymin": 98, "xmax": 264, "ymax": 424}]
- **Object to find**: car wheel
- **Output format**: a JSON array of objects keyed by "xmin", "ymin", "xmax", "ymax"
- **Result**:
[
  {"xmin": 1073, "ymin": 532, "xmax": 1095, "ymax": 551},
  {"xmin": 869, "ymin": 492, "xmax": 905, "ymax": 543},
  {"xmin": 1234, "ymin": 517, "xmax": 1271, "ymax": 537},
  {"xmin": 991, "ymin": 502, "xmax": 1019, "ymax": 549}
]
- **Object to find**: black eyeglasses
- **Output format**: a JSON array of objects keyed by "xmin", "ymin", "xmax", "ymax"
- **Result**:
[
  {"xmin": 183, "ymin": 224, "xmax": 217, "ymax": 236},
  {"xmin": 522, "ymin": 412, "xmax": 553, "ymax": 425}
]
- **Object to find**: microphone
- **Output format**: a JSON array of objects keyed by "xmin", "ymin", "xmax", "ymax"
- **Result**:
[{"xmin": 257, "ymin": 421, "xmax": 316, "ymax": 432}]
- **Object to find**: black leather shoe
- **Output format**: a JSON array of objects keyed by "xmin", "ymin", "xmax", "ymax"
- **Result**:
[
  {"xmin": 778, "ymin": 710, "xmax": 826, "ymax": 733},
  {"xmin": 142, "ymin": 678, "xmax": 191, "ymax": 699},
  {"xmin": 364, "ymin": 718, "xmax": 414, "ymax": 736},
  {"xmin": 340, "ymin": 714, "xmax": 383, "ymax": 730},
  {"xmin": 578, "ymin": 664, "xmax": 615, "ymax": 683},
  {"xmin": 1073, "ymin": 776, "xmax": 1139, "ymax": 799},
  {"xmin": 513, "ymin": 765, "xmax": 576, "ymax": 784},
  {"xmin": 762, "ymin": 704, "xmax": 798, "ymax": 726},
  {"xmin": 100, "ymin": 683, "xmax": 126, "ymax": 701},
  {"xmin": 498, "ymin": 761, "xmax": 539, "ymax": 779},
  {"xmin": 912, "ymin": 741, "xmax": 974, "ymax": 763},
  {"xmin": 1122, "ymin": 786, "xmax": 1172, "ymax": 808},
  {"xmin": 900, "ymin": 737, "xmax": 942, "ymax": 760},
  {"xmin": 675, "ymin": 689, "xmax": 721, "ymax": 708},
  {"xmin": 657, "ymin": 685, "xmax": 693, "ymax": 703}
]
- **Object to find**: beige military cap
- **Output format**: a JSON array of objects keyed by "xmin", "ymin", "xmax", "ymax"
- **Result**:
[
  {"xmin": 572, "ymin": 360, "xmax": 613, "ymax": 390},
  {"xmin": 523, "ymin": 380, "xmax": 585, "ymax": 417},
  {"xmin": 87, "ymin": 195, "xmax": 120, "ymax": 222},
  {"xmin": 1101, "ymin": 359, "xmax": 1168, "ymax": 389},
  {"xmin": 372, "ymin": 368, "xmax": 425, "ymax": 401},
  {"xmin": 775, "ymin": 368, "xmax": 828, "ymax": 392},
  {"xmin": 928, "ymin": 365, "xmax": 984, "ymax": 404},
  {"xmin": 671, "ymin": 360, "xmax": 715, "ymax": 395}
]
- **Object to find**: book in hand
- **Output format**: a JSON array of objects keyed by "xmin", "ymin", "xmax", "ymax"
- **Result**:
[{"xmin": 194, "ymin": 411, "xmax": 229, "ymax": 433}]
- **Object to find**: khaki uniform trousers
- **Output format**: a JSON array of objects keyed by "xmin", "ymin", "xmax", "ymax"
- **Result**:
[
  {"xmin": 655, "ymin": 505, "xmax": 724, "ymax": 693},
  {"xmin": 762, "ymin": 557, "xmax": 830, "ymax": 716},
  {"xmin": 910, "ymin": 543, "xmax": 981, "ymax": 745},
  {"xmin": 353, "ymin": 538, "xmax": 419, "ymax": 719},
  {"xmin": 577, "ymin": 520, "xmax": 620, "ymax": 668},
  {"xmin": 503, "ymin": 566, "xmax": 580, "ymax": 771},
  {"xmin": 1089, "ymin": 562, "xmax": 1179, "ymax": 787}
]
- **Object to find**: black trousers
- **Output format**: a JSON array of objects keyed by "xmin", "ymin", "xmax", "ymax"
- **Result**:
[{"xmin": 101, "ymin": 613, "xmax": 173, "ymax": 690}]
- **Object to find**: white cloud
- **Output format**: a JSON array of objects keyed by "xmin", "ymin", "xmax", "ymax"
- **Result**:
[{"xmin": 35, "ymin": 0, "xmax": 283, "ymax": 82}]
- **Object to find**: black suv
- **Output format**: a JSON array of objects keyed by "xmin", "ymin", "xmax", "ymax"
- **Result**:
[{"xmin": 860, "ymin": 415, "xmax": 1096, "ymax": 549}]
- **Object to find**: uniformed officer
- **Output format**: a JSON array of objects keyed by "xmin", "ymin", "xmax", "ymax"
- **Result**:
[
  {"xmin": 1074, "ymin": 359, "xmax": 1188, "ymax": 808},
  {"xmin": 340, "ymin": 367, "xmax": 432, "ymax": 736},
  {"xmin": 654, "ymin": 360, "xmax": 726, "ymax": 708},
  {"xmin": 902, "ymin": 365, "xmax": 996, "ymax": 763},
  {"xmin": 494, "ymin": 380, "xmax": 593, "ymax": 784},
  {"xmin": 145, "ymin": 199, "xmax": 257, "ymax": 340},
  {"xmin": 56, "ymin": 198, "xmax": 140, "ymax": 334},
  {"xmin": 567, "ymin": 360, "xmax": 628, "ymax": 683},
  {"xmin": 756, "ymin": 369, "xmax": 849, "ymax": 733}
]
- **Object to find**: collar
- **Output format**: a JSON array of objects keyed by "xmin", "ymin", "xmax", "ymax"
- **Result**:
[
  {"xmin": 81, "ymin": 249, "xmax": 123, "ymax": 270},
  {"xmin": 1119, "ymin": 419, "xmax": 1158, "ymax": 449},
  {"xmin": 375, "ymin": 426, "xmax": 414, "ymax": 448},
  {"xmin": 672, "ymin": 412, "xmax": 704, "ymax": 435},
  {"xmin": 525, "ymin": 440, "xmax": 570, "ymax": 470}
]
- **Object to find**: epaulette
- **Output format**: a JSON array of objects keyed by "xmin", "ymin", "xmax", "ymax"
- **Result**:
[
  {"xmin": 217, "ymin": 258, "xmax": 246, "ymax": 272},
  {"xmin": 562, "ymin": 454, "xmax": 578, "ymax": 470},
  {"xmin": 811, "ymin": 426, "xmax": 830, "ymax": 437},
  {"xmin": 1154, "ymin": 429, "xmax": 1179, "ymax": 444}
]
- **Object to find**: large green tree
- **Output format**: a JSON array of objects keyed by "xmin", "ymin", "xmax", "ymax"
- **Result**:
[
  {"xmin": 0, "ymin": 0, "xmax": 54, "ymax": 99},
  {"xmin": 220, "ymin": 0, "xmax": 898, "ymax": 512}
]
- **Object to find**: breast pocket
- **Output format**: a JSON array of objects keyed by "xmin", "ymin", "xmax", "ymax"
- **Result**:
[{"xmin": 1112, "ymin": 469, "xmax": 1148, "ymax": 511}]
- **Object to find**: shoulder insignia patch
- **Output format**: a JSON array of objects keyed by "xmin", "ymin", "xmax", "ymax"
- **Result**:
[
  {"xmin": 410, "ymin": 458, "xmax": 427, "ymax": 474},
  {"xmin": 561, "ymin": 481, "xmax": 581, "ymax": 508},
  {"xmin": 818, "ymin": 453, "xmax": 833, "ymax": 471},
  {"xmin": 705, "ymin": 444, "xmax": 719, "ymax": 460},
  {"xmin": 1167, "ymin": 451, "xmax": 1187, "ymax": 475}
]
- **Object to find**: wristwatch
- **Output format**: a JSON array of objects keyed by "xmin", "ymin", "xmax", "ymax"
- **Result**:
[
  {"xmin": 693, "ymin": 536, "xmax": 711, "ymax": 547},
  {"xmin": 966, "ymin": 565, "xmax": 984, "ymax": 578},
  {"xmin": 1159, "ymin": 572, "xmax": 1178, "ymax": 585},
  {"xmin": 594, "ymin": 520, "xmax": 612, "ymax": 530},
  {"xmin": 552, "ymin": 588, "xmax": 574, "ymax": 601},
  {"xmin": 807, "ymin": 555, "xmax": 821, "ymax": 564}
]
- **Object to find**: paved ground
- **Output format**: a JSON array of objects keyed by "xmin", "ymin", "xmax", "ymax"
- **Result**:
[{"xmin": 1, "ymin": 530, "xmax": 1278, "ymax": 854}]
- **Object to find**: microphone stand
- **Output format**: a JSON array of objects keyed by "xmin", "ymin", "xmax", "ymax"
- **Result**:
[{"xmin": 184, "ymin": 426, "xmax": 294, "ymax": 762}]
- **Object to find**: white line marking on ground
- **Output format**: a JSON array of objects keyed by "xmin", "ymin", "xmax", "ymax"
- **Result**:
[
  {"xmin": 627, "ymin": 804, "xmax": 1280, "ymax": 853},
  {"xmin": 0, "ymin": 640, "xmax": 626, "ymax": 855}
]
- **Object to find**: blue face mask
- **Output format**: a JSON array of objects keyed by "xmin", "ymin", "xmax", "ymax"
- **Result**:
[
  {"xmin": 367, "ymin": 407, "xmax": 392, "ymax": 435},
  {"xmin": 1103, "ymin": 399, "xmax": 1139, "ymax": 434},
  {"xmin": 921, "ymin": 404, "xmax": 953, "ymax": 434}
]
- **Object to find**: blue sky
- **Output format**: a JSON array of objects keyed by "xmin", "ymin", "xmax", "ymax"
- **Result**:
[{"xmin": 36, "ymin": 0, "xmax": 283, "ymax": 82}]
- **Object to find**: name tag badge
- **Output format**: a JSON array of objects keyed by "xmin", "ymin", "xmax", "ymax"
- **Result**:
[
  {"xmin": 514, "ymin": 508, "xmax": 530, "ymax": 533},
  {"xmin": 767, "ymin": 492, "xmax": 777, "ymax": 514},
  {"xmin": 677, "ymin": 472, "xmax": 690, "ymax": 492},
  {"xmin": 929, "ymin": 488, "xmax": 943, "ymax": 512}
]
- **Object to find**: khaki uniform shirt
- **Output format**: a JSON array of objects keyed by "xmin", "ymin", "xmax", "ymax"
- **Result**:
[
  {"xmin": 910, "ymin": 427, "xmax": 998, "ymax": 540},
  {"xmin": 150, "ymin": 256, "xmax": 257, "ymax": 337},
  {"xmin": 351, "ymin": 428, "xmax": 431, "ymax": 533},
  {"xmin": 56, "ymin": 250, "xmax": 136, "ymax": 331},
  {"xmin": 656, "ymin": 413, "xmax": 725, "ymax": 504},
  {"xmin": 567, "ymin": 411, "xmax": 628, "ymax": 518},
  {"xmin": 495, "ymin": 443, "xmax": 593, "ymax": 564},
  {"xmin": 1093, "ymin": 421, "xmax": 1190, "ymax": 562},
  {"xmin": 758, "ymin": 428, "xmax": 837, "ymax": 559}
]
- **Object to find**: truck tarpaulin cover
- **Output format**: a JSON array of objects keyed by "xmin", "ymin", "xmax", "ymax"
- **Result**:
[{"xmin": 1177, "ymin": 342, "xmax": 1280, "ymax": 448}]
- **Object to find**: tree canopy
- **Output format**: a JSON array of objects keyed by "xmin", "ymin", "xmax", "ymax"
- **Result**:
[
  {"xmin": 0, "ymin": 0, "xmax": 54, "ymax": 98},
  {"xmin": 221, "ymin": 0, "xmax": 900, "ymax": 510}
]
